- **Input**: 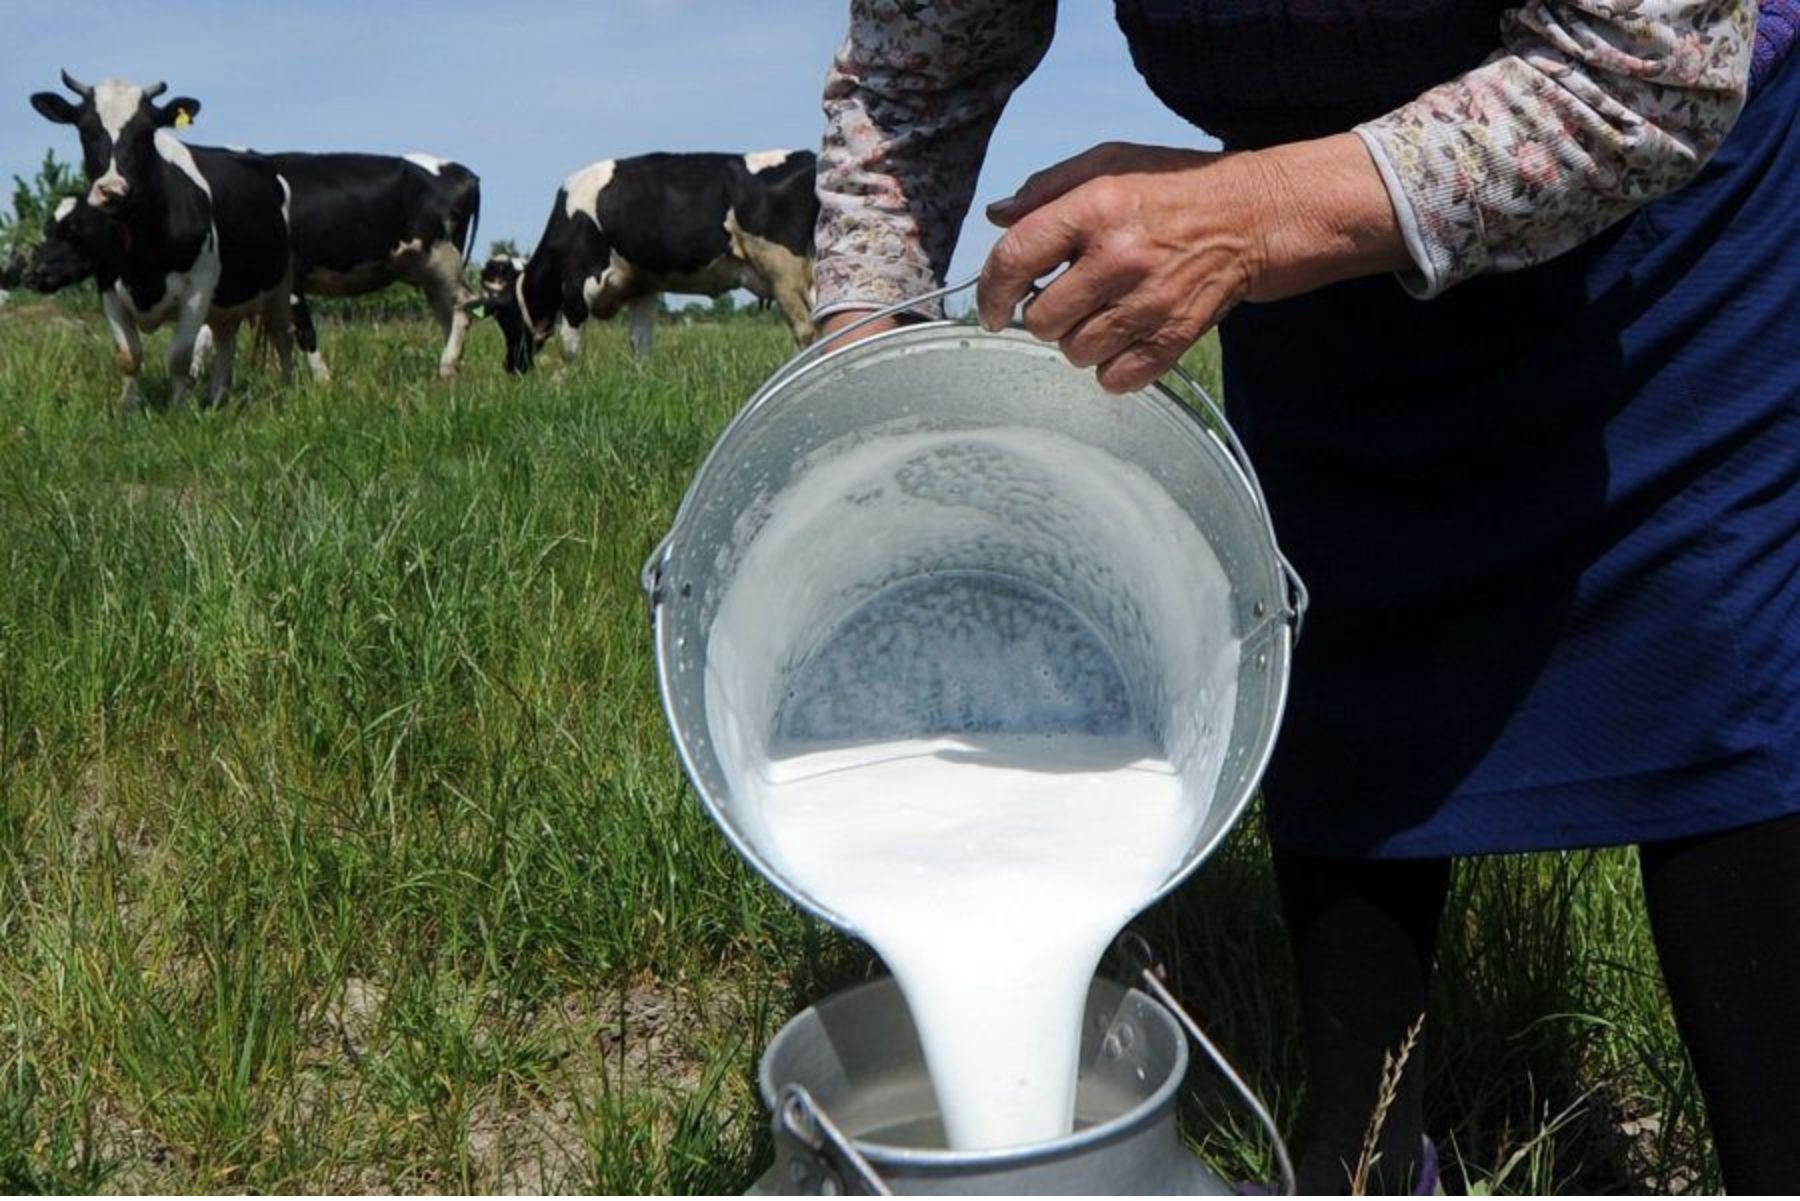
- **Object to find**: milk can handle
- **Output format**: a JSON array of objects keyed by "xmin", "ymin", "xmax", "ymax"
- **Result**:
[
  {"xmin": 642, "ymin": 275, "xmax": 1310, "ymax": 642},
  {"xmin": 775, "ymin": 1083, "xmax": 894, "ymax": 1195},
  {"xmin": 1116, "ymin": 931, "xmax": 1298, "ymax": 1196}
]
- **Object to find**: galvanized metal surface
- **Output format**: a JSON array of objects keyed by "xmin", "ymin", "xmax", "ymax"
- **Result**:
[{"xmin": 751, "ymin": 975, "xmax": 1233, "ymax": 1196}]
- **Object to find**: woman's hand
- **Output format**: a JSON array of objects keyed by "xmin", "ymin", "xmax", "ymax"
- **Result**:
[{"xmin": 977, "ymin": 134, "xmax": 1410, "ymax": 392}]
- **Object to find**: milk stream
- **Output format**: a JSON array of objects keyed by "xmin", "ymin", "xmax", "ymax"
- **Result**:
[{"xmin": 757, "ymin": 734, "xmax": 1196, "ymax": 1150}]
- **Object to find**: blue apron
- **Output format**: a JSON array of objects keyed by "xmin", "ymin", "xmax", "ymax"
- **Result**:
[{"xmin": 1114, "ymin": 2, "xmax": 1800, "ymax": 857}]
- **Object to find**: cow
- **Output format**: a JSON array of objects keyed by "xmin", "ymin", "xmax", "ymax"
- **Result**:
[
  {"xmin": 478, "ymin": 253, "xmax": 583, "ymax": 364},
  {"xmin": 18, "ymin": 194, "xmax": 111, "ymax": 294},
  {"xmin": 474, "ymin": 149, "xmax": 818, "ymax": 374},
  {"xmin": 20, "ymin": 193, "xmax": 220, "ymax": 380},
  {"xmin": 265, "ymin": 151, "xmax": 480, "ymax": 380},
  {"xmin": 29, "ymin": 71, "xmax": 293, "ymax": 412},
  {"xmin": 15, "ymin": 150, "xmax": 481, "ymax": 383}
]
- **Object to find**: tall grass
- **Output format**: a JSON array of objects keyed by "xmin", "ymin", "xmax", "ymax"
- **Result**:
[{"xmin": 0, "ymin": 301, "xmax": 1708, "ymax": 1192}]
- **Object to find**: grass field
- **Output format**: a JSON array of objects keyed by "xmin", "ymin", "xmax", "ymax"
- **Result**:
[{"xmin": 0, "ymin": 297, "xmax": 1713, "ymax": 1193}]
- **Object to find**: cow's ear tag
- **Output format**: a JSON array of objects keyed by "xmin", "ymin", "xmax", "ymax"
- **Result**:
[{"xmin": 174, "ymin": 107, "xmax": 193, "ymax": 128}]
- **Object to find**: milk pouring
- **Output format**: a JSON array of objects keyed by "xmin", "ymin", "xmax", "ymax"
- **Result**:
[
  {"xmin": 704, "ymin": 420, "xmax": 1239, "ymax": 1149},
  {"xmin": 646, "ymin": 318, "xmax": 1302, "ymax": 1172},
  {"xmin": 753, "ymin": 734, "xmax": 1197, "ymax": 1148}
]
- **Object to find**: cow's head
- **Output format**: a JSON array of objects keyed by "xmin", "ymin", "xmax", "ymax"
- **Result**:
[
  {"xmin": 30, "ymin": 71, "xmax": 201, "ymax": 216},
  {"xmin": 22, "ymin": 197, "xmax": 106, "ymax": 294},
  {"xmin": 468, "ymin": 254, "xmax": 545, "ymax": 374}
]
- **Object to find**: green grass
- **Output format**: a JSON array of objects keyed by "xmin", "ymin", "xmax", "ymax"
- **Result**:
[{"xmin": 0, "ymin": 299, "xmax": 1710, "ymax": 1192}]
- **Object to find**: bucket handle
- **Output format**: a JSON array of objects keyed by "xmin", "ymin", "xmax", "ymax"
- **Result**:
[
  {"xmin": 643, "ymin": 275, "xmax": 1309, "ymax": 641},
  {"xmin": 775, "ymin": 1083, "xmax": 895, "ymax": 1196},
  {"xmin": 1159, "ymin": 361, "xmax": 1309, "ymax": 641},
  {"xmin": 1116, "ymin": 931, "xmax": 1298, "ymax": 1196}
]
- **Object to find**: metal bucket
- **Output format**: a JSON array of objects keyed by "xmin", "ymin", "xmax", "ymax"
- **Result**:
[
  {"xmin": 643, "ymin": 286, "xmax": 1305, "ymax": 931},
  {"xmin": 754, "ymin": 974, "xmax": 1231, "ymax": 1195}
]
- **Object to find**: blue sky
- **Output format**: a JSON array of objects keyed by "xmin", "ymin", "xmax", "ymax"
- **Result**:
[{"xmin": 3, "ymin": 1, "xmax": 1217, "ymax": 291}]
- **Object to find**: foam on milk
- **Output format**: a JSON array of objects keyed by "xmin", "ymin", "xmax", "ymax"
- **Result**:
[{"xmin": 705, "ymin": 424, "xmax": 1240, "ymax": 1150}]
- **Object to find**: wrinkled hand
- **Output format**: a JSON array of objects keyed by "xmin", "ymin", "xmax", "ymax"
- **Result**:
[{"xmin": 977, "ymin": 135, "xmax": 1407, "ymax": 392}]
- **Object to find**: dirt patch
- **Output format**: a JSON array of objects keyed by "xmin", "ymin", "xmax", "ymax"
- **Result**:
[
  {"xmin": 289, "ymin": 971, "xmax": 765, "ymax": 1192},
  {"xmin": 466, "ymin": 1091, "xmax": 588, "ymax": 1194},
  {"xmin": 77, "ymin": 1094, "xmax": 177, "ymax": 1193},
  {"xmin": 323, "ymin": 976, "xmax": 386, "ymax": 1065},
  {"xmin": 462, "ymin": 975, "xmax": 763, "ymax": 1193},
  {"xmin": 1616, "ymin": 1112, "xmax": 1704, "ymax": 1195},
  {"xmin": 70, "ymin": 756, "xmax": 165, "ymax": 869}
]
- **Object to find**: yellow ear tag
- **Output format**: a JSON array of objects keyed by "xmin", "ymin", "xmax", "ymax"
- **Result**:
[{"xmin": 174, "ymin": 108, "xmax": 192, "ymax": 129}]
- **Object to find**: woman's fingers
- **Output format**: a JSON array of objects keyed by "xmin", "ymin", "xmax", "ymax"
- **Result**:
[
  {"xmin": 1096, "ymin": 343, "xmax": 1181, "ymax": 394},
  {"xmin": 1018, "ymin": 257, "xmax": 1133, "ymax": 343},
  {"xmin": 986, "ymin": 142, "xmax": 1128, "ymax": 227},
  {"xmin": 1094, "ymin": 306, "xmax": 1221, "ymax": 394},
  {"xmin": 1057, "ymin": 304, "xmax": 1155, "ymax": 370},
  {"xmin": 976, "ymin": 145, "xmax": 1264, "ymax": 388},
  {"xmin": 977, "ymin": 199, "xmax": 1087, "ymax": 331}
]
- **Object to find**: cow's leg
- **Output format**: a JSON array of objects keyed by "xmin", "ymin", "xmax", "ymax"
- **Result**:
[
  {"xmin": 772, "ymin": 280, "xmax": 817, "ymax": 347},
  {"xmin": 733, "ymin": 230, "xmax": 817, "ymax": 346},
  {"xmin": 190, "ymin": 324, "xmax": 215, "ymax": 382},
  {"xmin": 263, "ymin": 288, "xmax": 296, "ymax": 389},
  {"xmin": 165, "ymin": 284, "xmax": 213, "ymax": 411},
  {"xmin": 419, "ymin": 242, "xmax": 471, "ymax": 378},
  {"xmin": 628, "ymin": 295, "xmax": 658, "ymax": 359},
  {"xmin": 206, "ymin": 321, "xmax": 239, "ymax": 408},
  {"xmin": 101, "ymin": 289, "xmax": 145, "ymax": 415},
  {"xmin": 293, "ymin": 293, "xmax": 331, "ymax": 382},
  {"xmin": 438, "ymin": 300, "xmax": 472, "ymax": 379},
  {"xmin": 557, "ymin": 314, "xmax": 583, "ymax": 360}
]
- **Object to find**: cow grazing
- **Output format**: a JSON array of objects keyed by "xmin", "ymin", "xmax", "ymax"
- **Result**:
[
  {"xmin": 478, "ymin": 253, "xmax": 582, "ymax": 366},
  {"xmin": 22, "ymin": 194, "xmax": 220, "ymax": 380},
  {"xmin": 16, "ymin": 149, "xmax": 481, "ymax": 383},
  {"xmin": 266, "ymin": 151, "xmax": 480, "ymax": 380},
  {"xmin": 475, "ymin": 149, "xmax": 818, "ymax": 374},
  {"xmin": 19, "ymin": 195, "xmax": 111, "ymax": 294},
  {"xmin": 30, "ymin": 71, "xmax": 293, "ymax": 412}
]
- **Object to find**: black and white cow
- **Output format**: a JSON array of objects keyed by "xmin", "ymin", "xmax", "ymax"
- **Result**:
[
  {"xmin": 16, "ymin": 149, "xmax": 481, "ymax": 383},
  {"xmin": 21, "ymin": 193, "xmax": 222, "ymax": 380},
  {"xmin": 477, "ymin": 252, "xmax": 584, "ymax": 363},
  {"xmin": 18, "ymin": 194, "xmax": 115, "ymax": 294},
  {"xmin": 476, "ymin": 149, "xmax": 818, "ymax": 374},
  {"xmin": 266, "ymin": 151, "xmax": 480, "ymax": 379},
  {"xmin": 30, "ymin": 71, "xmax": 293, "ymax": 412}
]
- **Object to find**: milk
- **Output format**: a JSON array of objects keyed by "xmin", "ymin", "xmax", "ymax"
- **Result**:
[
  {"xmin": 756, "ymin": 733, "xmax": 1197, "ymax": 1150},
  {"xmin": 701, "ymin": 424, "xmax": 1241, "ymax": 1151}
]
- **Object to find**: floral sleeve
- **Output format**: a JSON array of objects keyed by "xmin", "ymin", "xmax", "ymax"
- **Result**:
[
  {"xmin": 814, "ymin": 0, "xmax": 1058, "ymax": 320},
  {"xmin": 1356, "ymin": 1, "xmax": 1757, "ymax": 298}
]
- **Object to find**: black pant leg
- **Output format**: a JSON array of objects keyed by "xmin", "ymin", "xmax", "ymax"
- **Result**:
[
  {"xmin": 1274, "ymin": 847, "xmax": 1452, "ymax": 1194},
  {"xmin": 1640, "ymin": 810, "xmax": 1800, "ymax": 1193}
]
